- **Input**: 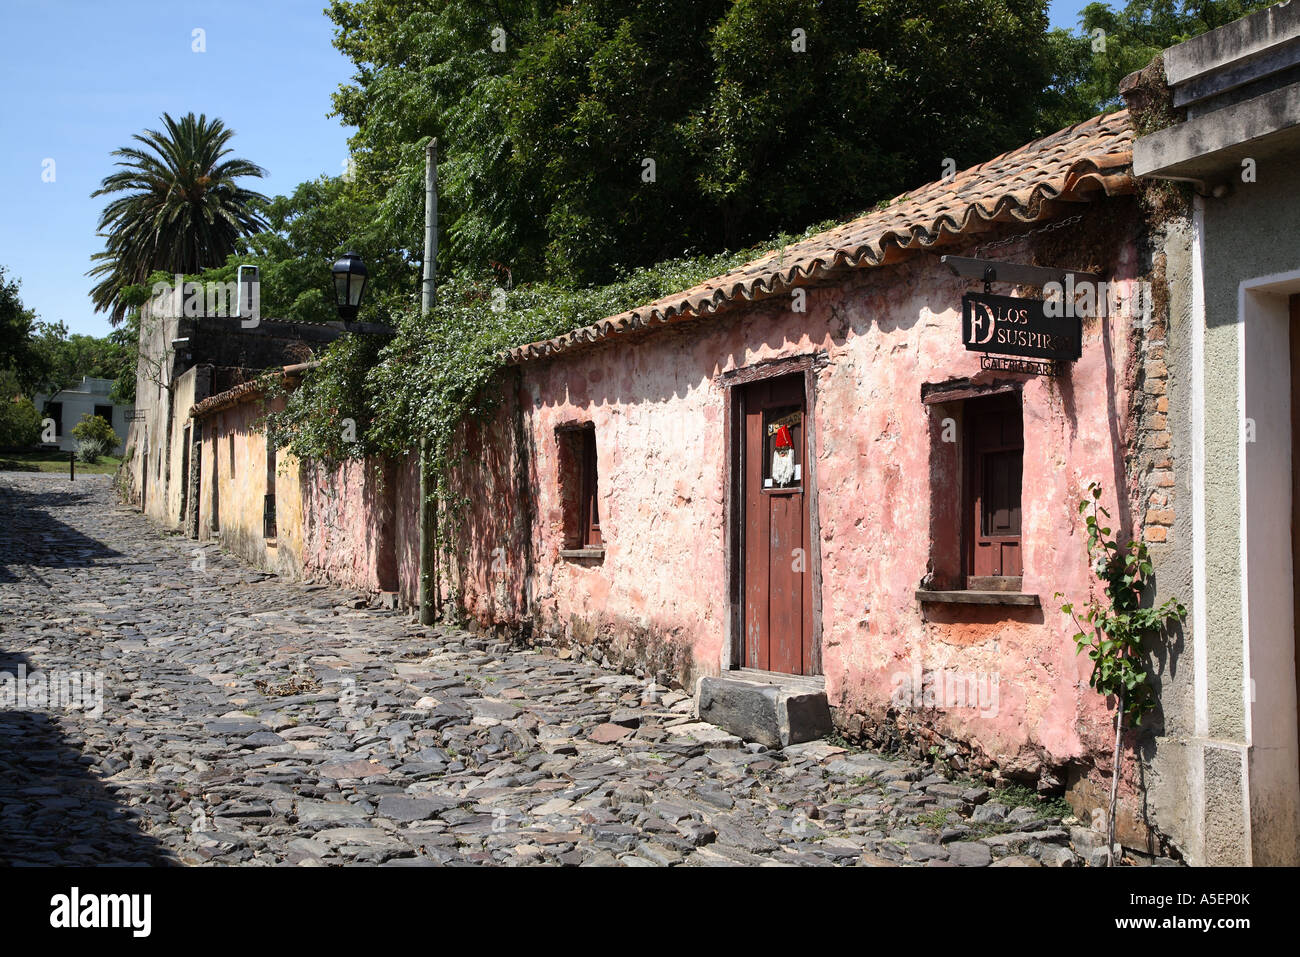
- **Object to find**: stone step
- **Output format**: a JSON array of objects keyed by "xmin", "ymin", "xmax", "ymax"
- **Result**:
[{"xmin": 696, "ymin": 671, "xmax": 833, "ymax": 749}]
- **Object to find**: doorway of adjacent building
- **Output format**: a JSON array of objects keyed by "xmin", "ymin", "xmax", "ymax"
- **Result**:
[{"xmin": 740, "ymin": 373, "xmax": 813, "ymax": 675}]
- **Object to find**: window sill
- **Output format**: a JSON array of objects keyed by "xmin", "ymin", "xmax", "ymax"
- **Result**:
[
  {"xmin": 560, "ymin": 547, "xmax": 605, "ymax": 561},
  {"xmin": 915, "ymin": 589, "xmax": 1040, "ymax": 607}
]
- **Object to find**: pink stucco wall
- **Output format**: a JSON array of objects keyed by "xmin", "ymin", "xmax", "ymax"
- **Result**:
[
  {"xmin": 299, "ymin": 456, "xmax": 399, "ymax": 594},
  {"xmin": 492, "ymin": 221, "xmax": 1148, "ymax": 779},
  {"xmin": 394, "ymin": 453, "xmax": 421, "ymax": 607}
]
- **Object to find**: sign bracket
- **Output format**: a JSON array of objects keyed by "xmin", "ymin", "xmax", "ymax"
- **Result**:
[{"xmin": 941, "ymin": 255, "xmax": 1098, "ymax": 290}]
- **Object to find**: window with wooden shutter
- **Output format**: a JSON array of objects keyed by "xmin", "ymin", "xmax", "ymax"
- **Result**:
[
  {"xmin": 965, "ymin": 392, "xmax": 1024, "ymax": 587},
  {"xmin": 557, "ymin": 423, "xmax": 604, "ymax": 558}
]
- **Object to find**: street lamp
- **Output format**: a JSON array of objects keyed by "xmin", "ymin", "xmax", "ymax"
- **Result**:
[{"xmin": 331, "ymin": 251, "xmax": 368, "ymax": 321}]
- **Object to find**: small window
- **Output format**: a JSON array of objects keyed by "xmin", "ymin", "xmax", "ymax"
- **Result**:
[
  {"xmin": 47, "ymin": 402, "xmax": 63, "ymax": 438},
  {"xmin": 264, "ymin": 440, "xmax": 277, "ymax": 539},
  {"xmin": 228, "ymin": 431, "xmax": 236, "ymax": 478},
  {"xmin": 965, "ymin": 392, "xmax": 1024, "ymax": 586},
  {"xmin": 94, "ymin": 404, "xmax": 113, "ymax": 424},
  {"xmin": 557, "ymin": 424, "xmax": 603, "ymax": 554}
]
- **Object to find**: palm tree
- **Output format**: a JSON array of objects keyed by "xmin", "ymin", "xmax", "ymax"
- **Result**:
[{"xmin": 88, "ymin": 112, "xmax": 269, "ymax": 322}]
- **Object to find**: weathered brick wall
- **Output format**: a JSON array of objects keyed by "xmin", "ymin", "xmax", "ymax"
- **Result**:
[{"xmin": 1132, "ymin": 247, "xmax": 1177, "ymax": 546}]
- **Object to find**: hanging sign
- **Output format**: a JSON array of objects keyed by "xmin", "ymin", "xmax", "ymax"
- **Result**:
[{"xmin": 962, "ymin": 292, "xmax": 1081, "ymax": 363}]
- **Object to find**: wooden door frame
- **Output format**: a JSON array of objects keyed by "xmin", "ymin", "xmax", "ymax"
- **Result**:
[{"xmin": 720, "ymin": 353, "xmax": 823, "ymax": 675}]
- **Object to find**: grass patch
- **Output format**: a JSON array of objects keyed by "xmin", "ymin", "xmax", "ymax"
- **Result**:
[
  {"xmin": 824, "ymin": 731, "xmax": 861, "ymax": 752},
  {"xmin": 992, "ymin": 782, "xmax": 1072, "ymax": 819},
  {"xmin": 0, "ymin": 449, "xmax": 123, "ymax": 475},
  {"xmin": 913, "ymin": 806, "xmax": 954, "ymax": 829}
]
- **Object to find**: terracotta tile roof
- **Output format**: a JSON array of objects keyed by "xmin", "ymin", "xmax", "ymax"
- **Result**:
[
  {"xmin": 506, "ymin": 109, "xmax": 1134, "ymax": 365},
  {"xmin": 188, "ymin": 361, "xmax": 318, "ymax": 420}
]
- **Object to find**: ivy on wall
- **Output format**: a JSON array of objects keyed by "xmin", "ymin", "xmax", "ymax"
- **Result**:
[{"xmin": 265, "ymin": 223, "xmax": 837, "ymax": 501}]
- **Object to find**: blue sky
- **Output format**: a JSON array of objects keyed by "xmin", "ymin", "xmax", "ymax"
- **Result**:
[{"xmin": 1, "ymin": 1, "xmax": 1094, "ymax": 338}]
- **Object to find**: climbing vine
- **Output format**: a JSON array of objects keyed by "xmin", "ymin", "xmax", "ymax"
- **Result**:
[
  {"xmin": 1057, "ymin": 482, "xmax": 1186, "ymax": 863},
  {"xmin": 266, "ymin": 222, "xmax": 840, "ymax": 508}
]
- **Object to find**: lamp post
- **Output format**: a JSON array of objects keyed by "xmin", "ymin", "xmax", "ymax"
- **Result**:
[{"xmin": 331, "ymin": 251, "xmax": 368, "ymax": 322}]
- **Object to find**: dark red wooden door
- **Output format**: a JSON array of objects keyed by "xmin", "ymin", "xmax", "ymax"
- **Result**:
[{"xmin": 742, "ymin": 374, "xmax": 813, "ymax": 675}]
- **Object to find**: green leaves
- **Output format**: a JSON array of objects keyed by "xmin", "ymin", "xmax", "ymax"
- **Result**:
[
  {"xmin": 1058, "ymin": 482, "xmax": 1187, "ymax": 727},
  {"xmin": 268, "ymin": 238, "xmax": 782, "ymax": 494},
  {"xmin": 87, "ymin": 112, "xmax": 269, "ymax": 324},
  {"xmin": 328, "ymin": 0, "xmax": 1071, "ymax": 289}
]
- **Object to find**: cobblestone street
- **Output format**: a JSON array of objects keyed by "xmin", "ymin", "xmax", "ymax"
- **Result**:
[{"xmin": 1, "ymin": 472, "xmax": 1112, "ymax": 867}]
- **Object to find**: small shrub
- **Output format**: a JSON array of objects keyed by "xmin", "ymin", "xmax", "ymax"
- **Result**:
[
  {"xmin": 71, "ymin": 413, "xmax": 118, "ymax": 463},
  {"xmin": 0, "ymin": 394, "xmax": 42, "ymax": 448}
]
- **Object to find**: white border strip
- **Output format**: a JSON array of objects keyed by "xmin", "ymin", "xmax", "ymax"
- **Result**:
[
  {"xmin": 1192, "ymin": 197, "xmax": 1208, "ymax": 741},
  {"xmin": 1189, "ymin": 197, "xmax": 1208, "ymax": 865}
]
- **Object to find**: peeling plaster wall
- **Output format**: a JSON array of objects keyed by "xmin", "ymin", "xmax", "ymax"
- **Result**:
[
  {"xmin": 448, "ymin": 383, "xmax": 533, "ymax": 632},
  {"xmin": 298, "ymin": 456, "xmax": 398, "ymax": 594},
  {"xmin": 195, "ymin": 397, "xmax": 303, "ymax": 581},
  {"xmin": 126, "ymin": 297, "xmax": 181, "ymax": 521},
  {"xmin": 394, "ymin": 454, "xmax": 421, "ymax": 608},
  {"xmin": 163, "ymin": 366, "xmax": 206, "ymax": 529},
  {"xmin": 190, "ymin": 392, "xmax": 410, "ymax": 600},
  {"xmin": 1143, "ymin": 215, "xmax": 1201, "ymax": 862},
  {"xmin": 496, "ymin": 210, "xmax": 1152, "ymax": 804}
]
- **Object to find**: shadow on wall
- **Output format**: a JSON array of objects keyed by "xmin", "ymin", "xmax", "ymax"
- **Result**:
[{"xmin": 446, "ymin": 386, "xmax": 532, "ymax": 628}]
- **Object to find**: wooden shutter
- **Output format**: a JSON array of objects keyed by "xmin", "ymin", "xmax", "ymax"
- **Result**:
[
  {"xmin": 580, "ymin": 429, "xmax": 601, "ymax": 547},
  {"xmin": 967, "ymin": 393, "xmax": 1023, "ymax": 585}
]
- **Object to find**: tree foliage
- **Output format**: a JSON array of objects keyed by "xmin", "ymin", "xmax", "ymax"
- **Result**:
[
  {"xmin": 327, "ymin": 0, "xmax": 1061, "ymax": 287},
  {"xmin": 0, "ymin": 370, "xmax": 42, "ymax": 450},
  {"xmin": 1039, "ymin": 0, "xmax": 1278, "ymax": 128},
  {"xmin": 180, "ymin": 176, "xmax": 415, "ymax": 327},
  {"xmin": 1, "ymin": 267, "xmax": 132, "ymax": 408},
  {"xmin": 0, "ymin": 267, "xmax": 40, "ymax": 389},
  {"xmin": 88, "ymin": 112, "xmax": 270, "ymax": 323},
  {"xmin": 25, "ymin": 321, "xmax": 135, "ymax": 408},
  {"xmin": 70, "ymin": 413, "xmax": 120, "ymax": 463}
]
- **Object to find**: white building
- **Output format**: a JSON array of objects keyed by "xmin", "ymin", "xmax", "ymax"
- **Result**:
[{"xmin": 34, "ymin": 376, "xmax": 133, "ymax": 455}]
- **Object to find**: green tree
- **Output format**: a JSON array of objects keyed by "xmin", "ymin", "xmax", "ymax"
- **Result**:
[
  {"xmin": 25, "ymin": 321, "xmax": 133, "ymax": 412},
  {"xmin": 327, "ymin": 0, "xmax": 1062, "ymax": 287},
  {"xmin": 0, "ymin": 370, "xmax": 42, "ymax": 449},
  {"xmin": 106, "ymin": 315, "xmax": 138, "ymax": 405},
  {"xmin": 1041, "ymin": 0, "xmax": 1277, "ymax": 128},
  {"xmin": 184, "ymin": 175, "xmax": 414, "ymax": 326},
  {"xmin": 0, "ymin": 267, "xmax": 40, "ymax": 388},
  {"xmin": 88, "ymin": 112, "xmax": 270, "ymax": 323}
]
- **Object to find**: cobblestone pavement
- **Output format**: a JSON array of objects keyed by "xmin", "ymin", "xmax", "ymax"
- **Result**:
[{"xmin": 1, "ymin": 471, "xmax": 1126, "ymax": 867}]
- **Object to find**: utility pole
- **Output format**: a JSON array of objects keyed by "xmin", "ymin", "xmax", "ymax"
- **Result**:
[{"xmin": 419, "ymin": 138, "xmax": 439, "ymax": 626}]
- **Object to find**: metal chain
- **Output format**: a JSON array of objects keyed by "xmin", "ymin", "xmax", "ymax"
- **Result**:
[{"xmin": 974, "ymin": 213, "xmax": 1083, "ymax": 254}]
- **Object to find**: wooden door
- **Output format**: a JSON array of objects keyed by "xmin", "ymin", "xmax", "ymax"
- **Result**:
[{"xmin": 742, "ymin": 374, "xmax": 813, "ymax": 675}]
